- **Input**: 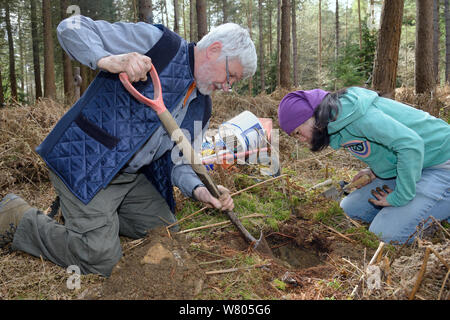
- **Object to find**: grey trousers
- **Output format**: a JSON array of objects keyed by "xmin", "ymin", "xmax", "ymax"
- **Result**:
[{"xmin": 12, "ymin": 170, "xmax": 177, "ymax": 277}]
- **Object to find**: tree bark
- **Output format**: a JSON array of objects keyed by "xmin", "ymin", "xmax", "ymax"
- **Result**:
[
  {"xmin": 258, "ymin": 0, "xmax": 265, "ymax": 92},
  {"xmin": 138, "ymin": 0, "xmax": 153, "ymax": 23},
  {"xmin": 318, "ymin": 0, "xmax": 322, "ymax": 86},
  {"xmin": 433, "ymin": 0, "xmax": 440, "ymax": 84},
  {"xmin": 42, "ymin": 0, "xmax": 57, "ymax": 99},
  {"xmin": 182, "ymin": 0, "xmax": 187, "ymax": 39},
  {"xmin": 372, "ymin": 0, "xmax": 404, "ymax": 98},
  {"xmin": 415, "ymin": 0, "xmax": 435, "ymax": 95},
  {"xmin": 222, "ymin": 0, "xmax": 228, "ymax": 23},
  {"xmin": 280, "ymin": 0, "xmax": 291, "ymax": 89},
  {"xmin": 357, "ymin": 0, "xmax": 362, "ymax": 50},
  {"xmin": 276, "ymin": 0, "xmax": 281, "ymax": 87},
  {"xmin": 292, "ymin": 0, "xmax": 298, "ymax": 87},
  {"xmin": 247, "ymin": 0, "xmax": 253, "ymax": 94},
  {"xmin": 196, "ymin": 0, "xmax": 207, "ymax": 41},
  {"xmin": 0, "ymin": 67, "xmax": 4, "ymax": 107},
  {"xmin": 268, "ymin": 0, "xmax": 272, "ymax": 57},
  {"xmin": 61, "ymin": 0, "xmax": 75, "ymax": 104},
  {"xmin": 446, "ymin": 0, "xmax": 450, "ymax": 84},
  {"xmin": 335, "ymin": 0, "xmax": 339, "ymax": 61},
  {"xmin": 30, "ymin": 0, "xmax": 43, "ymax": 100},
  {"xmin": 5, "ymin": 1, "xmax": 18, "ymax": 101},
  {"xmin": 174, "ymin": 0, "xmax": 179, "ymax": 33}
]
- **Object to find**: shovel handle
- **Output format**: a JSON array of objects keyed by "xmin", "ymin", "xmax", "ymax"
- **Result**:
[{"xmin": 118, "ymin": 64, "xmax": 166, "ymax": 115}]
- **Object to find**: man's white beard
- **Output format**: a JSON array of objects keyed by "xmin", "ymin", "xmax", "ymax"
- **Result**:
[{"xmin": 195, "ymin": 62, "xmax": 216, "ymax": 95}]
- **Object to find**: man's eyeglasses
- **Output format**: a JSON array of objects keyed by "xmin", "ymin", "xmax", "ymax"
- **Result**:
[{"xmin": 225, "ymin": 56, "xmax": 232, "ymax": 91}]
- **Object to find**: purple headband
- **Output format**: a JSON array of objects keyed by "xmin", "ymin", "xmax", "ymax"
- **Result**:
[{"xmin": 278, "ymin": 89, "xmax": 329, "ymax": 135}]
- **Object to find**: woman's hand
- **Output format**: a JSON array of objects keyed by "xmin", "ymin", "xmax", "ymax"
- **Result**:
[
  {"xmin": 368, "ymin": 185, "xmax": 393, "ymax": 207},
  {"xmin": 97, "ymin": 52, "xmax": 152, "ymax": 82},
  {"xmin": 352, "ymin": 168, "xmax": 377, "ymax": 189},
  {"xmin": 193, "ymin": 185, "xmax": 234, "ymax": 211}
]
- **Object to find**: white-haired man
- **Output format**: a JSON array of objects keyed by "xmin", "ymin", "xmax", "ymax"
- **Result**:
[{"xmin": 0, "ymin": 16, "xmax": 257, "ymax": 277}]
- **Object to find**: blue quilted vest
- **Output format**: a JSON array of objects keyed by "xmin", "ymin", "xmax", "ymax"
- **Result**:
[{"xmin": 36, "ymin": 25, "xmax": 211, "ymax": 211}]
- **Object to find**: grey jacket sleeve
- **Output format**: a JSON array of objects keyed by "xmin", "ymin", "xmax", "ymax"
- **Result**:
[
  {"xmin": 56, "ymin": 15, "xmax": 163, "ymax": 69},
  {"xmin": 170, "ymin": 120, "xmax": 211, "ymax": 199}
]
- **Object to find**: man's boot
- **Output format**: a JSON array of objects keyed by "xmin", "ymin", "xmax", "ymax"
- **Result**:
[{"xmin": 0, "ymin": 194, "xmax": 31, "ymax": 248}]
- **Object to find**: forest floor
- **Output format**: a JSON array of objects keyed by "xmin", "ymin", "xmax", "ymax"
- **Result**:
[{"xmin": 0, "ymin": 87, "xmax": 449, "ymax": 300}]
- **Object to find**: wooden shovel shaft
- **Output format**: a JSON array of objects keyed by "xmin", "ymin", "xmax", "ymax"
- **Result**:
[{"xmin": 158, "ymin": 110, "xmax": 258, "ymax": 244}]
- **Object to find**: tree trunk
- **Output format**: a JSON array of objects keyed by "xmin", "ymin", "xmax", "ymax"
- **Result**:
[
  {"xmin": 182, "ymin": 0, "xmax": 187, "ymax": 39},
  {"xmin": 164, "ymin": 0, "xmax": 169, "ymax": 26},
  {"xmin": 335, "ymin": 0, "xmax": 339, "ymax": 61},
  {"xmin": 280, "ymin": 0, "xmax": 291, "ymax": 89},
  {"xmin": 138, "ymin": 0, "xmax": 153, "ymax": 23},
  {"xmin": 247, "ymin": 0, "xmax": 253, "ymax": 94},
  {"xmin": 258, "ymin": 0, "xmax": 265, "ymax": 93},
  {"xmin": 190, "ymin": 0, "xmax": 196, "ymax": 41},
  {"xmin": 357, "ymin": 0, "xmax": 362, "ymax": 50},
  {"xmin": 18, "ymin": 8, "xmax": 25, "ymax": 101},
  {"xmin": 42, "ymin": 0, "xmax": 57, "ymax": 99},
  {"xmin": 196, "ymin": 0, "xmax": 207, "ymax": 41},
  {"xmin": 0, "ymin": 67, "xmax": 4, "ymax": 107},
  {"xmin": 292, "ymin": 0, "xmax": 298, "ymax": 87},
  {"xmin": 5, "ymin": 1, "xmax": 18, "ymax": 101},
  {"xmin": 415, "ymin": 0, "xmax": 435, "ymax": 95},
  {"xmin": 433, "ymin": 0, "xmax": 440, "ymax": 85},
  {"xmin": 276, "ymin": 0, "xmax": 281, "ymax": 87},
  {"xmin": 372, "ymin": 0, "xmax": 404, "ymax": 98},
  {"xmin": 318, "ymin": 0, "xmax": 322, "ymax": 86},
  {"xmin": 174, "ymin": 0, "xmax": 179, "ymax": 33},
  {"xmin": 222, "ymin": 0, "xmax": 228, "ymax": 23},
  {"xmin": 446, "ymin": 0, "xmax": 450, "ymax": 84},
  {"xmin": 268, "ymin": 0, "xmax": 272, "ymax": 57},
  {"xmin": 61, "ymin": 0, "xmax": 75, "ymax": 104},
  {"xmin": 30, "ymin": 0, "xmax": 43, "ymax": 100}
]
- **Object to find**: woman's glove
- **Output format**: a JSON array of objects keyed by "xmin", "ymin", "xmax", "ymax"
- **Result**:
[{"xmin": 352, "ymin": 168, "xmax": 377, "ymax": 189}]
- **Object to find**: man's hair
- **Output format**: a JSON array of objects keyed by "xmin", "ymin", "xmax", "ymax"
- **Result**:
[{"xmin": 197, "ymin": 23, "xmax": 257, "ymax": 79}]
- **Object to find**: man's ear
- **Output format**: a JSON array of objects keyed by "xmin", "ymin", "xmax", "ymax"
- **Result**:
[{"xmin": 206, "ymin": 41, "xmax": 222, "ymax": 61}]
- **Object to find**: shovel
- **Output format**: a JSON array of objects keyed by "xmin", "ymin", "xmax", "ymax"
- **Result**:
[
  {"xmin": 321, "ymin": 174, "xmax": 372, "ymax": 202},
  {"xmin": 119, "ymin": 66, "xmax": 273, "ymax": 256}
]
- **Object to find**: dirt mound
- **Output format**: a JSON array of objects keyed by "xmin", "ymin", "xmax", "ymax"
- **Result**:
[{"xmin": 98, "ymin": 227, "xmax": 206, "ymax": 300}]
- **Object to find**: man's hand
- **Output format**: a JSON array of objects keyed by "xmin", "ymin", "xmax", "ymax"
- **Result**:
[
  {"xmin": 193, "ymin": 185, "xmax": 234, "ymax": 211},
  {"xmin": 352, "ymin": 168, "xmax": 376, "ymax": 189},
  {"xmin": 97, "ymin": 52, "xmax": 152, "ymax": 82},
  {"xmin": 368, "ymin": 185, "xmax": 393, "ymax": 207}
]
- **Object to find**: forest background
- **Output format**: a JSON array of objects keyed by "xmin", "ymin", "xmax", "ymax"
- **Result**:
[{"xmin": 0, "ymin": 0, "xmax": 449, "ymax": 107}]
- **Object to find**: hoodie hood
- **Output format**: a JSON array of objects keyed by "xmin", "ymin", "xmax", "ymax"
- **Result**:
[{"xmin": 327, "ymin": 87, "xmax": 379, "ymax": 135}]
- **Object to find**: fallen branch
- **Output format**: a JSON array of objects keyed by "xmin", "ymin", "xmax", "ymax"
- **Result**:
[
  {"xmin": 307, "ymin": 179, "xmax": 332, "ymax": 191},
  {"xmin": 350, "ymin": 241, "xmax": 385, "ymax": 298},
  {"xmin": 438, "ymin": 270, "xmax": 450, "ymax": 300},
  {"xmin": 178, "ymin": 213, "xmax": 265, "ymax": 234},
  {"xmin": 409, "ymin": 247, "xmax": 431, "ymax": 300},
  {"xmin": 205, "ymin": 263, "xmax": 270, "ymax": 275},
  {"xmin": 319, "ymin": 222, "xmax": 355, "ymax": 244},
  {"xmin": 166, "ymin": 174, "xmax": 287, "ymax": 231}
]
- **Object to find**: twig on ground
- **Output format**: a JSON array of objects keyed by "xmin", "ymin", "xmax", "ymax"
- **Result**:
[
  {"xmin": 178, "ymin": 213, "xmax": 264, "ymax": 234},
  {"xmin": 166, "ymin": 174, "xmax": 287, "ymax": 232},
  {"xmin": 350, "ymin": 241, "xmax": 385, "ymax": 298},
  {"xmin": 319, "ymin": 222, "xmax": 355, "ymax": 243},
  {"xmin": 205, "ymin": 263, "xmax": 271, "ymax": 275},
  {"xmin": 438, "ymin": 270, "xmax": 450, "ymax": 300},
  {"xmin": 409, "ymin": 247, "xmax": 431, "ymax": 300}
]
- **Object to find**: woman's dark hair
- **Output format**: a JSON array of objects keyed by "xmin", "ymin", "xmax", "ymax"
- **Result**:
[{"xmin": 310, "ymin": 88, "xmax": 347, "ymax": 152}]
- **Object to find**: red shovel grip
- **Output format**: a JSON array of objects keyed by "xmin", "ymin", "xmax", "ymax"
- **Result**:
[{"xmin": 119, "ymin": 64, "xmax": 166, "ymax": 115}]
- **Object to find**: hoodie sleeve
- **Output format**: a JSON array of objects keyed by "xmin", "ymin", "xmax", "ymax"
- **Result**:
[{"xmin": 346, "ymin": 108, "xmax": 424, "ymax": 207}]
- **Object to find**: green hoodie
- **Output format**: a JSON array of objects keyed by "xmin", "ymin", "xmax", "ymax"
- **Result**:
[{"xmin": 328, "ymin": 87, "xmax": 450, "ymax": 207}]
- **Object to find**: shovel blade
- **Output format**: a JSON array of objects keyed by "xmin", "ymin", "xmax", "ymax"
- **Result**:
[{"xmin": 320, "ymin": 186, "xmax": 342, "ymax": 201}]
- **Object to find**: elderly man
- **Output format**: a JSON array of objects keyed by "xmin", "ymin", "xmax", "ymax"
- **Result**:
[{"xmin": 0, "ymin": 15, "xmax": 257, "ymax": 276}]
